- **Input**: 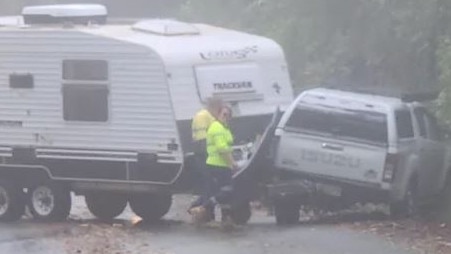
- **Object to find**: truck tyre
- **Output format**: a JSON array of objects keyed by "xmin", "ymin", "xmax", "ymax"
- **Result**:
[
  {"xmin": 129, "ymin": 193, "xmax": 172, "ymax": 222},
  {"xmin": 274, "ymin": 196, "xmax": 300, "ymax": 225},
  {"xmin": 0, "ymin": 179, "xmax": 25, "ymax": 222},
  {"xmin": 231, "ymin": 201, "xmax": 251, "ymax": 225},
  {"xmin": 85, "ymin": 192, "xmax": 127, "ymax": 221},
  {"xmin": 390, "ymin": 180, "xmax": 418, "ymax": 219},
  {"xmin": 29, "ymin": 182, "xmax": 71, "ymax": 221}
]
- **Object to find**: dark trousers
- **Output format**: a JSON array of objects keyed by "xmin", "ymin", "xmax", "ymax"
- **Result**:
[
  {"xmin": 201, "ymin": 165, "xmax": 233, "ymax": 209},
  {"xmin": 189, "ymin": 152, "xmax": 209, "ymax": 208}
]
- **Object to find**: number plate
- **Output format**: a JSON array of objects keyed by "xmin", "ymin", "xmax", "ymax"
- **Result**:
[{"xmin": 316, "ymin": 183, "xmax": 342, "ymax": 197}]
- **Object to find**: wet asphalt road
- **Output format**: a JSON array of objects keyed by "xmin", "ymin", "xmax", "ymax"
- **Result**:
[{"xmin": 0, "ymin": 195, "xmax": 415, "ymax": 254}]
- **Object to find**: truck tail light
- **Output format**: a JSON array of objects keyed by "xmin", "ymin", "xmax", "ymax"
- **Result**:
[{"xmin": 383, "ymin": 153, "xmax": 398, "ymax": 182}]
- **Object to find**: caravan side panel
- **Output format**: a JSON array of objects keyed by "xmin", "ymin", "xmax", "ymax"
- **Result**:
[{"xmin": 0, "ymin": 30, "xmax": 182, "ymax": 183}]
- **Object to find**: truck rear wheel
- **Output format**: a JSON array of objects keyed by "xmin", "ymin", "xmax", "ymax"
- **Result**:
[
  {"xmin": 85, "ymin": 192, "xmax": 127, "ymax": 221},
  {"xmin": 0, "ymin": 180, "xmax": 25, "ymax": 222},
  {"xmin": 390, "ymin": 180, "xmax": 418, "ymax": 219},
  {"xmin": 129, "ymin": 193, "xmax": 172, "ymax": 222},
  {"xmin": 274, "ymin": 196, "xmax": 300, "ymax": 225},
  {"xmin": 29, "ymin": 182, "xmax": 71, "ymax": 221}
]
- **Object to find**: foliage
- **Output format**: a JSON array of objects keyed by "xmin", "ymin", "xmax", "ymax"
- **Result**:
[
  {"xmin": 180, "ymin": 0, "xmax": 443, "ymax": 91},
  {"xmin": 3, "ymin": 0, "xmax": 451, "ymax": 121}
]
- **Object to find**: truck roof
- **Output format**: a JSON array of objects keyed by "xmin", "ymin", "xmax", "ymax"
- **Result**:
[{"xmin": 299, "ymin": 88, "xmax": 407, "ymax": 112}]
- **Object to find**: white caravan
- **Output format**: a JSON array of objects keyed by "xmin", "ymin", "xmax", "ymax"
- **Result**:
[{"xmin": 0, "ymin": 4, "xmax": 293, "ymax": 222}]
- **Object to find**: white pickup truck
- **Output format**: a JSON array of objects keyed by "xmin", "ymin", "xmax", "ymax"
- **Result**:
[{"xmin": 269, "ymin": 88, "xmax": 451, "ymax": 224}]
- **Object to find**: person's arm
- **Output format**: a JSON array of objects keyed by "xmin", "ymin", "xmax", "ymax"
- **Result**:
[{"xmin": 220, "ymin": 151, "xmax": 236, "ymax": 170}]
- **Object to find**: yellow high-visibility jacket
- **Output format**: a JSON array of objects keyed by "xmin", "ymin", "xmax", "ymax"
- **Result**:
[
  {"xmin": 191, "ymin": 109, "xmax": 215, "ymax": 141},
  {"xmin": 206, "ymin": 121, "xmax": 234, "ymax": 168}
]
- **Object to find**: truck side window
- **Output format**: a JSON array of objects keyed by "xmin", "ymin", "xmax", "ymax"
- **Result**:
[
  {"xmin": 413, "ymin": 108, "xmax": 427, "ymax": 138},
  {"xmin": 395, "ymin": 109, "xmax": 414, "ymax": 139},
  {"xmin": 62, "ymin": 60, "xmax": 109, "ymax": 122}
]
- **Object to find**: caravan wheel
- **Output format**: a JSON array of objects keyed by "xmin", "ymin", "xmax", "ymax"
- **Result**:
[
  {"xmin": 85, "ymin": 192, "xmax": 127, "ymax": 221},
  {"xmin": 29, "ymin": 183, "xmax": 71, "ymax": 221},
  {"xmin": 0, "ymin": 180, "xmax": 25, "ymax": 222},
  {"xmin": 129, "ymin": 193, "xmax": 172, "ymax": 222}
]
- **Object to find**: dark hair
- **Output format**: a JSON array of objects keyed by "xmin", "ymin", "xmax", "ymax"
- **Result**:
[
  {"xmin": 206, "ymin": 97, "xmax": 223, "ymax": 117},
  {"xmin": 207, "ymin": 97, "xmax": 222, "ymax": 109}
]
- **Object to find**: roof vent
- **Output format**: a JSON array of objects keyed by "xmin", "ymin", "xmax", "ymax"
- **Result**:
[
  {"xmin": 22, "ymin": 4, "xmax": 107, "ymax": 25},
  {"xmin": 132, "ymin": 19, "xmax": 200, "ymax": 36}
]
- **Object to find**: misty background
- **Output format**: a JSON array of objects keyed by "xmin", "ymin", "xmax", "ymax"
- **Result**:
[
  {"xmin": 2, "ymin": 0, "xmax": 451, "ymax": 121},
  {"xmin": 2, "ymin": 0, "xmax": 451, "ymax": 222}
]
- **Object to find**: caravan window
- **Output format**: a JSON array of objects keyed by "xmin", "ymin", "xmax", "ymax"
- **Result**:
[
  {"xmin": 63, "ymin": 60, "xmax": 108, "ymax": 81},
  {"xmin": 10, "ymin": 74, "xmax": 34, "ymax": 89},
  {"xmin": 62, "ymin": 60, "xmax": 109, "ymax": 122}
]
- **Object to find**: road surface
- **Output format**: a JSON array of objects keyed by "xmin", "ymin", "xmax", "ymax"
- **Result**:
[{"xmin": 0, "ymin": 195, "xmax": 417, "ymax": 254}]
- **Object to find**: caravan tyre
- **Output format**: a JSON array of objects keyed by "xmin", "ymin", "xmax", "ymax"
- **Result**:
[
  {"xmin": 85, "ymin": 192, "xmax": 127, "ymax": 221},
  {"xmin": 129, "ymin": 193, "xmax": 172, "ymax": 222},
  {"xmin": 0, "ymin": 180, "xmax": 25, "ymax": 222},
  {"xmin": 29, "ymin": 182, "xmax": 71, "ymax": 221}
]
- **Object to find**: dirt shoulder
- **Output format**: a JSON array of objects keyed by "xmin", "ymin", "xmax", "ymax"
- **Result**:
[{"xmin": 349, "ymin": 219, "xmax": 451, "ymax": 254}]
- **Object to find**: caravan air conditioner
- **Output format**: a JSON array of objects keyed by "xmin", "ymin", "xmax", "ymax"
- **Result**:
[{"xmin": 22, "ymin": 4, "xmax": 107, "ymax": 25}]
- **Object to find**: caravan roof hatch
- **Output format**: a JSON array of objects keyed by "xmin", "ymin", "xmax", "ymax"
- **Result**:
[{"xmin": 132, "ymin": 19, "xmax": 200, "ymax": 36}]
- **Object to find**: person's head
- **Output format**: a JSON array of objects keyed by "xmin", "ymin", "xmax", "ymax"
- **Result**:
[
  {"xmin": 217, "ymin": 105, "xmax": 232, "ymax": 125},
  {"xmin": 206, "ymin": 97, "xmax": 223, "ymax": 118}
]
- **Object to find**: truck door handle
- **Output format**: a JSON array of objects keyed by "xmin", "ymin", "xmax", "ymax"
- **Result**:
[{"xmin": 322, "ymin": 143, "xmax": 344, "ymax": 151}]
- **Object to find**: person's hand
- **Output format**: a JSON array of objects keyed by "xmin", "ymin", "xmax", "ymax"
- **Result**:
[{"xmin": 231, "ymin": 162, "xmax": 240, "ymax": 174}]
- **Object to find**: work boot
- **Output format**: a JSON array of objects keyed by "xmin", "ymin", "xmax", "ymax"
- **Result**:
[{"xmin": 189, "ymin": 206, "xmax": 208, "ymax": 224}]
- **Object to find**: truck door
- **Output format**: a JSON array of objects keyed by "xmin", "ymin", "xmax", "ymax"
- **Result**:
[
  {"xmin": 413, "ymin": 107, "xmax": 445, "ymax": 197},
  {"xmin": 423, "ymin": 111, "xmax": 446, "ymax": 196}
]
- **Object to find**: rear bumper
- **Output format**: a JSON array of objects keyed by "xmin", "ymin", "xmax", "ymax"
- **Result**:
[
  {"xmin": 274, "ymin": 168, "xmax": 391, "ymax": 203},
  {"xmin": 266, "ymin": 181, "xmax": 311, "ymax": 199}
]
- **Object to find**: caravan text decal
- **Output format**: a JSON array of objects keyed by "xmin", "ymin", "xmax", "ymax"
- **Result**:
[
  {"xmin": 213, "ymin": 81, "xmax": 253, "ymax": 91},
  {"xmin": 200, "ymin": 46, "xmax": 258, "ymax": 61}
]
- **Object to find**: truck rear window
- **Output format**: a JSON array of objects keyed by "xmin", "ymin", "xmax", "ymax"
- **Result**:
[{"xmin": 285, "ymin": 105, "xmax": 388, "ymax": 144}]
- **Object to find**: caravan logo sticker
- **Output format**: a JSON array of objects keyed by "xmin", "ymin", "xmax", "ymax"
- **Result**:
[
  {"xmin": 200, "ymin": 46, "xmax": 258, "ymax": 60},
  {"xmin": 213, "ymin": 81, "xmax": 253, "ymax": 91}
]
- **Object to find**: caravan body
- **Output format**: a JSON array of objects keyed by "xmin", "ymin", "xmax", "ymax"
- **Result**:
[
  {"xmin": 93, "ymin": 19, "xmax": 294, "ymax": 151},
  {"xmin": 0, "ymin": 4, "xmax": 293, "ymax": 223},
  {"xmin": 0, "ymin": 5, "xmax": 293, "ymax": 187}
]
